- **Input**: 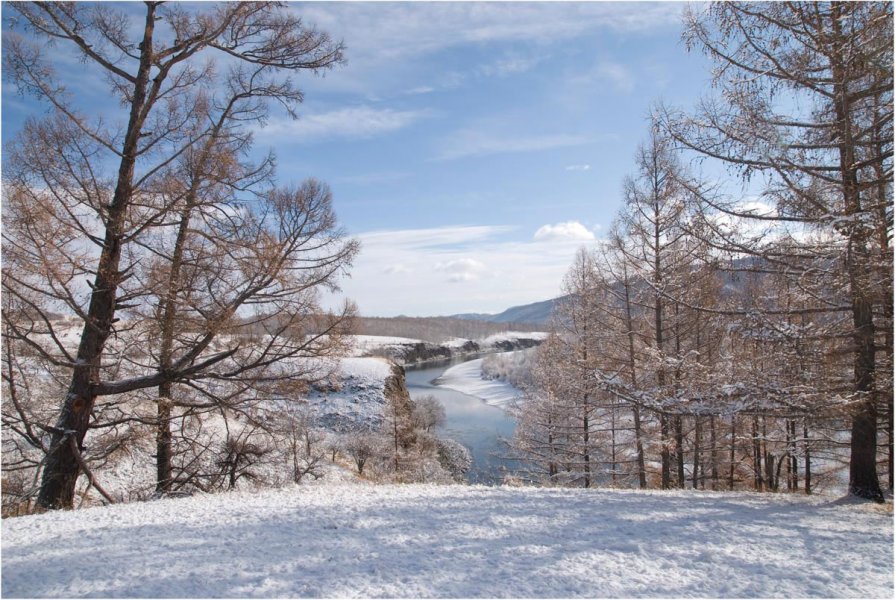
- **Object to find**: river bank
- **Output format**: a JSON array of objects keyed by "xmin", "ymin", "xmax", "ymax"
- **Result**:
[
  {"xmin": 354, "ymin": 332, "xmax": 546, "ymax": 366},
  {"xmin": 406, "ymin": 354, "xmax": 522, "ymax": 484}
]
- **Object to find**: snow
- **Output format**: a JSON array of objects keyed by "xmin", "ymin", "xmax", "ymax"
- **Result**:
[
  {"xmin": 478, "ymin": 331, "xmax": 549, "ymax": 345},
  {"xmin": 2, "ymin": 485, "xmax": 891, "ymax": 598},
  {"xmin": 346, "ymin": 335, "xmax": 424, "ymax": 356},
  {"xmin": 305, "ymin": 357, "xmax": 395, "ymax": 431},
  {"xmin": 337, "ymin": 357, "xmax": 394, "ymax": 381},
  {"xmin": 436, "ymin": 358, "xmax": 521, "ymax": 407}
]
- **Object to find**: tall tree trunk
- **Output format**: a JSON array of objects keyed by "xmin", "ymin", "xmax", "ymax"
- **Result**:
[
  {"xmin": 692, "ymin": 416, "xmax": 701, "ymax": 489},
  {"xmin": 622, "ymin": 274, "xmax": 647, "ymax": 488},
  {"xmin": 828, "ymin": 3, "xmax": 883, "ymax": 502},
  {"xmin": 752, "ymin": 416, "xmax": 763, "ymax": 491},
  {"xmin": 804, "ymin": 421, "xmax": 812, "ymax": 495},
  {"xmin": 37, "ymin": 7, "xmax": 158, "ymax": 510},
  {"xmin": 661, "ymin": 414, "xmax": 671, "ymax": 489},
  {"xmin": 710, "ymin": 415, "xmax": 719, "ymax": 490},
  {"xmin": 729, "ymin": 415, "xmax": 737, "ymax": 491},
  {"xmin": 675, "ymin": 416, "xmax": 685, "ymax": 488}
]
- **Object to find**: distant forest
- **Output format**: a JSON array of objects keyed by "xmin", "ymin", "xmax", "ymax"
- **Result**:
[{"xmin": 354, "ymin": 316, "xmax": 544, "ymax": 343}]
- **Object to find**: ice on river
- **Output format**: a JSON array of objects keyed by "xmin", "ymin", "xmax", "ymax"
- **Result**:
[{"xmin": 435, "ymin": 358, "xmax": 521, "ymax": 407}]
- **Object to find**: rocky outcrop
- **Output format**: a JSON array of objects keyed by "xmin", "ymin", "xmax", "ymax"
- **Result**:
[
  {"xmin": 309, "ymin": 358, "xmax": 414, "ymax": 433},
  {"xmin": 365, "ymin": 335, "xmax": 545, "ymax": 366}
]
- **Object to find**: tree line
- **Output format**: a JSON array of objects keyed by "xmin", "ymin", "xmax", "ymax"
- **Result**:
[{"xmin": 511, "ymin": 2, "xmax": 892, "ymax": 502}]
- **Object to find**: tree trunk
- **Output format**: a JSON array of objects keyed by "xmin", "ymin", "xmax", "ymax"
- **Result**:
[
  {"xmin": 804, "ymin": 421, "xmax": 812, "ymax": 495},
  {"xmin": 661, "ymin": 414, "xmax": 671, "ymax": 489},
  {"xmin": 729, "ymin": 415, "xmax": 737, "ymax": 490},
  {"xmin": 36, "ymin": 6, "xmax": 158, "ymax": 510},
  {"xmin": 710, "ymin": 415, "xmax": 719, "ymax": 490},
  {"xmin": 156, "ymin": 392, "xmax": 173, "ymax": 493},
  {"xmin": 622, "ymin": 274, "xmax": 647, "ymax": 488},
  {"xmin": 692, "ymin": 416, "xmax": 701, "ymax": 489},
  {"xmin": 828, "ymin": 3, "xmax": 883, "ymax": 502},
  {"xmin": 752, "ymin": 416, "xmax": 763, "ymax": 491},
  {"xmin": 675, "ymin": 416, "xmax": 685, "ymax": 488}
]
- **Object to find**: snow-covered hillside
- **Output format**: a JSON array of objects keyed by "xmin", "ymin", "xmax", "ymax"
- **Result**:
[
  {"xmin": 436, "ymin": 358, "xmax": 521, "ymax": 407},
  {"xmin": 306, "ymin": 356, "xmax": 396, "ymax": 431},
  {"xmin": 3, "ymin": 485, "xmax": 891, "ymax": 598},
  {"xmin": 351, "ymin": 332, "xmax": 547, "ymax": 365}
]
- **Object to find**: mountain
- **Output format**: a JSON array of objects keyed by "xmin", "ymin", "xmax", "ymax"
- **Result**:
[{"xmin": 451, "ymin": 296, "xmax": 564, "ymax": 325}]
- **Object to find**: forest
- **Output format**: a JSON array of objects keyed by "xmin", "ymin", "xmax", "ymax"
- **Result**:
[{"xmin": 509, "ymin": 2, "xmax": 893, "ymax": 502}]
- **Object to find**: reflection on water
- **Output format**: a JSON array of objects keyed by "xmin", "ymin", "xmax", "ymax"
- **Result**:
[{"xmin": 405, "ymin": 355, "xmax": 517, "ymax": 484}]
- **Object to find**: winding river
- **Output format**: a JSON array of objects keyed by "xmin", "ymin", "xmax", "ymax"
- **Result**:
[{"xmin": 404, "ymin": 354, "xmax": 518, "ymax": 484}]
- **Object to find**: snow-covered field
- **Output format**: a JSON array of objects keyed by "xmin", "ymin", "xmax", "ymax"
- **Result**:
[
  {"xmin": 3, "ymin": 485, "xmax": 891, "ymax": 598},
  {"xmin": 436, "ymin": 358, "xmax": 521, "ymax": 407}
]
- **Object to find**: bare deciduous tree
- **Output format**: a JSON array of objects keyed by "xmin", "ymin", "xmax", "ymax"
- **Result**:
[{"xmin": 2, "ymin": 1, "xmax": 350, "ymax": 510}]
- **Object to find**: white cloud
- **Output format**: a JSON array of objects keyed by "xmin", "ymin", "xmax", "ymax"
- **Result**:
[
  {"xmin": 360, "ymin": 225, "xmax": 514, "ymax": 250},
  {"xmin": 334, "ymin": 171, "xmax": 410, "ymax": 186},
  {"xmin": 382, "ymin": 264, "xmax": 411, "ymax": 275},
  {"xmin": 534, "ymin": 221, "xmax": 596, "ymax": 242},
  {"xmin": 436, "ymin": 131, "xmax": 591, "ymax": 161},
  {"xmin": 404, "ymin": 86, "xmax": 436, "ymax": 95},
  {"xmin": 565, "ymin": 164, "xmax": 591, "ymax": 171},
  {"xmin": 321, "ymin": 224, "xmax": 599, "ymax": 316},
  {"xmin": 477, "ymin": 55, "xmax": 543, "ymax": 78},
  {"xmin": 257, "ymin": 106, "xmax": 433, "ymax": 142},
  {"xmin": 435, "ymin": 258, "xmax": 488, "ymax": 283}
]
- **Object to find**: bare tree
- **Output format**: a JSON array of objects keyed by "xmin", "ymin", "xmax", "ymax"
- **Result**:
[
  {"xmin": 412, "ymin": 395, "xmax": 446, "ymax": 433},
  {"xmin": 2, "ymin": 2, "xmax": 348, "ymax": 510},
  {"xmin": 344, "ymin": 431, "xmax": 379, "ymax": 476}
]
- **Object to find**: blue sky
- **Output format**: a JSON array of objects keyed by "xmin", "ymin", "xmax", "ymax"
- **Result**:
[{"xmin": 1, "ymin": 2, "xmax": 715, "ymax": 317}]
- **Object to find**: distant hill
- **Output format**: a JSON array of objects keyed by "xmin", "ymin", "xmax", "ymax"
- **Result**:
[{"xmin": 451, "ymin": 297, "xmax": 563, "ymax": 325}]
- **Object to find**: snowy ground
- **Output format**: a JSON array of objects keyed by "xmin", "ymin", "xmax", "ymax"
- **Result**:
[
  {"xmin": 436, "ymin": 358, "xmax": 521, "ymax": 407},
  {"xmin": 3, "ymin": 485, "xmax": 891, "ymax": 598},
  {"xmin": 305, "ymin": 357, "xmax": 395, "ymax": 431}
]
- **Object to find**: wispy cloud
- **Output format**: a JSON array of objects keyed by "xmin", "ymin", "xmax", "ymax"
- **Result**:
[
  {"xmin": 334, "ymin": 171, "xmax": 410, "ymax": 186},
  {"xmin": 257, "ymin": 106, "xmax": 434, "ymax": 142},
  {"xmin": 360, "ymin": 225, "xmax": 515, "ymax": 250},
  {"xmin": 294, "ymin": 3, "xmax": 682, "ymax": 95},
  {"xmin": 382, "ymin": 264, "xmax": 412, "ymax": 275},
  {"xmin": 565, "ymin": 164, "xmax": 591, "ymax": 172},
  {"xmin": 435, "ymin": 258, "xmax": 488, "ymax": 283},
  {"xmin": 435, "ymin": 131, "xmax": 592, "ymax": 161},
  {"xmin": 476, "ymin": 55, "xmax": 543, "ymax": 78},
  {"xmin": 403, "ymin": 86, "xmax": 436, "ymax": 96},
  {"xmin": 534, "ymin": 221, "xmax": 596, "ymax": 243},
  {"xmin": 323, "ymin": 224, "xmax": 600, "ymax": 316},
  {"xmin": 594, "ymin": 61, "xmax": 636, "ymax": 94}
]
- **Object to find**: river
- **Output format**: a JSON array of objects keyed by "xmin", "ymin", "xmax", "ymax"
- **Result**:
[{"xmin": 404, "ymin": 354, "xmax": 518, "ymax": 484}]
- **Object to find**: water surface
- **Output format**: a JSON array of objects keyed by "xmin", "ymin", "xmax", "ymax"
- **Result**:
[{"xmin": 405, "ymin": 355, "xmax": 517, "ymax": 484}]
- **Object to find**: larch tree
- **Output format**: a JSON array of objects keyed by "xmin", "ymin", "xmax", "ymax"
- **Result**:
[
  {"xmin": 614, "ymin": 126, "xmax": 703, "ymax": 488},
  {"xmin": 658, "ymin": 1, "xmax": 892, "ymax": 501},
  {"xmin": 1, "ymin": 1, "xmax": 352, "ymax": 510}
]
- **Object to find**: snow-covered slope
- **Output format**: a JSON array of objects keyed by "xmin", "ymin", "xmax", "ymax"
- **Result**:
[
  {"xmin": 351, "ymin": 332, "xmax": 547, "ymax": 365},
  {"xmin": 3, "ymin": 485, "xmax": 891, "ymax": 598},
  {"xmin": 436, "ymin": 358, "xmax": 521, "ymax": 407},
  {"xmin": 305, "ymin": 356, "xmax": 396, "ymax": 431}
]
